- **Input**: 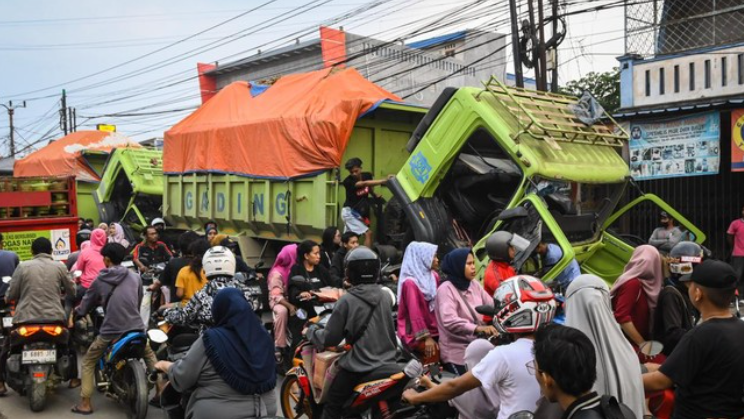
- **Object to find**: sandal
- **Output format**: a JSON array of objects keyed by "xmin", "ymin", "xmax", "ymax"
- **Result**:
[{"xmin": 71, "ymin": 406, "xmax": 94, "ymax": 415}]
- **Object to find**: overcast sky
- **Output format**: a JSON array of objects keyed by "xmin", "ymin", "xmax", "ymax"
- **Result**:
[{"xmin": 0, "ymin": 0, "xmax": 625, "ymax": 157}]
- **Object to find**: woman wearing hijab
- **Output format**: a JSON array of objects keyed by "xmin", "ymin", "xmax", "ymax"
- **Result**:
[
  {"xmin": 76, "ymin": 229, "xmax": 107, "ymax": 290},
  {"xmin": 435, "ymin": 248, "xmax": 496, "ymax": 375},
  {"xmin": 397, "ymin": 241, "xmax": 440, "ymax": 363},
  {"xmin": 320, "ymin": 227, "xmax": 341, "ymax": 270},
  {"xmin": 610, "ymin": 245, "xmax": 664, "ymax": 362},
  {"xmin": 267, "ymin": 243, "xmax": 298, "ymax": 370},
  {"xmin": 565, "ymin": 274, "xmax": 646, "ymax": 419},
  {"xmin": 107, "ymin": 222, "xmax": 130, "ymax": 249},
  {"xmin": 155, "ymin": 288, "xmax": 277, "ymax": 419}
]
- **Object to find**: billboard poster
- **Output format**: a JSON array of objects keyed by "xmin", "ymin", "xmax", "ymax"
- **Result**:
[
  {"xmin": 629, "ymin": 111, "xmax": 720, "ymax": 180},
  {"xmin": 730, "ymin": 109, "xmax": 744, "ymax": 172},
  {"xmin": 2, "ymin": 228, "xmax": 71, "ymax": 261}
]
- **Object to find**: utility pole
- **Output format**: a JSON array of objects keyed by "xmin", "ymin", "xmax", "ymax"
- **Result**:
[
  {"xmin": 60, "ymin": 89, "xmax": 68, "ymax": 135},
  {"xmin": 537, "ymin": 0, "xmax": 548, "ymax": 91},
  {"xmin": 1, "ymin": 100, "xmax": 26, "ymax": 158},
  {"xmin": 550, "ymin": 0, "xmax": 559, "ymax": 92},
  {"xmin": 509, "ymin": 0, "xmax": 524, "ymax": 88}
]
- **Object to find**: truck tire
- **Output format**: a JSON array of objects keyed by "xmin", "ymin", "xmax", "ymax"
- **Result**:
[
  {"xmin": 28, "ymin": 380, "xmax": 47, "ymax": 412},
  {"xmin": 382, "ymin": 198, "xmax": 414, "ymax": 249}
]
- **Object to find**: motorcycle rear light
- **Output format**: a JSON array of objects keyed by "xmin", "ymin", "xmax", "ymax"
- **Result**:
[
  {"xmin": 42, "ymin": 326, "xmax": 63, "ymax": 336},
  {"xmin": 33, "ymin": 372, "xmax": 45, "ymax": 378},
  {"xmin": 18, "ymin": 326, "xmax": 40, "ymax": 337}
]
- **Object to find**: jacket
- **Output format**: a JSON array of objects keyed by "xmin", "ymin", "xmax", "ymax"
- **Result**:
[
  {"xmin": 76, "ymin": 229, "xmax": 107, "ymax": 289},
  {"xmin": 329, "ymin": 248, "xmax": 348, "ymax": 284},
  {"xmin": 77, "ymin": 264, "xmax": 145, "ymax": 339},
  {"xmin": 308, "ymin": 284, "xmax": 397, "ymax": 372},
  {"xmin": 7, "ymin": 253, "xmax": 74, "ymax": 324},
  {"xmin": 653, "ymin": 283, "xmax": 697, "ymax": 356},
  {"xmin": 165, "ymin": 275, "xmax": 256, "ymax": 332},
  {"xmin": 561, "ymin": 393, "xmax": 635, "ymax": 419}
]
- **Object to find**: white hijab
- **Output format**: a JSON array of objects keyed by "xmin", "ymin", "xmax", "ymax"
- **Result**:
[
  {"xmin": 565, "ymin": 274, "xmax": 645, "ymax": 419},
  {"xmin": 397, "ymin": 241, "xmax": 438, "ymax": 306}
]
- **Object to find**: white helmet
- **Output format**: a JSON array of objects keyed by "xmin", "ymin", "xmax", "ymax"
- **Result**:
[
  {"xmin": 151, "ymin": 217, "xmax": 166, "ymax": 228},
  {"xmin": 202, "ymin": 246, "xmax": 236, "ymax": 278},
  {"xmin": 492, "ymin": 275, "xmax": 556, "ymax": 334}
]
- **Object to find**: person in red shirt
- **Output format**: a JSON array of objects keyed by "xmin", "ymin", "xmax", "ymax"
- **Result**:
[
  {"xmin": 483, "ymin": 231, "xmax": 517, "ymax": 296},
  {"xmin": 610, "ymin": 245, "xmax": 664, "ymax": 363}
]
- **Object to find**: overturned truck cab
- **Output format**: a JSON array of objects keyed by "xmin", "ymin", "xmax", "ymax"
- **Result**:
[{"xmin": 389, "ymin": 77, "xmax": 705, "ymax": 284}]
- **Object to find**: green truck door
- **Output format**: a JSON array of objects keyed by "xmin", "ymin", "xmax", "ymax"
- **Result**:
[{"xmin": 581, "ymin": 194, "xmax": 706, "ymax": 284}]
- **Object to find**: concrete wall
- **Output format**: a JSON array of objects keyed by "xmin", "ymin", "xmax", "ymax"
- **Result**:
[
  {"xmin": 627, "ymin": 44, "xmax": 744, "ymax": 108},
  {"xmin": 345, "ymin": 31, "xmax": 506, "ymax": 105}
]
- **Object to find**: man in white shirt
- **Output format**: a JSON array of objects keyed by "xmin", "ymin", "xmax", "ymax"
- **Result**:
[{"xmin": 401, "ymin": 276, "xmax": 555, "ymax": 419}]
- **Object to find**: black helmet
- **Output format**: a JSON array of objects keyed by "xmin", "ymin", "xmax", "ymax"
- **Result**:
[
  {"xmin": 668, "ymin": 241, "xmax": 704, "ymax": 278},
  {"xmin": 345, "ymin": 246, "xmax": 381, "ymax": 285},
  {"xmin": 75, "ymin": 229, "xmax": 91, "ymax": 248},
  {"xmin": 486, "ymin": 231, "xmax": 513, "ymax": 262}
]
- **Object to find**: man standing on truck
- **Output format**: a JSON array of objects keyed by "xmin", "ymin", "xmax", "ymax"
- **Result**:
[
  {"xmin": 132, "ymin": 225, "xmax": 172, "ymax": 273},
  {"xmin": 341, "ymin": 157, "xmax": 391, "ymax": 247}
]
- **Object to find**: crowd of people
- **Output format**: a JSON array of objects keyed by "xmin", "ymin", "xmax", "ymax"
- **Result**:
[{"xmin": 0, "ymin": 166, "xmax": 742, "ymax": 419}]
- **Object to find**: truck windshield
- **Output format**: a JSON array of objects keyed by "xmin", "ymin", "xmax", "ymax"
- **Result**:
[{"xmin": 529, "ymin": 178, "xmax": 627, "ymax": 244}]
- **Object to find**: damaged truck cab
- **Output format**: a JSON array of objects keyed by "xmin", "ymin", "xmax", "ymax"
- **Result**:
[{"xmin": 389, "ymin": 78, "xmax": 705, "ymax": 283}]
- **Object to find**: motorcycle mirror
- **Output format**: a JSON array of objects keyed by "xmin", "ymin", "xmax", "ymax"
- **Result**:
[
  {"xmin": 509, "ymin": 411, "xmax": 534, "ymax": 419},
  {"xmin": 1, "ymin": 276, "xmax": 10, "ymax": 284},
  {"xmin": 475, "ymin": 305, "xmax": 496, "ymax": 316},
  {"xmin": 73, "ymin": 270, "xmax": 83, "ymax": 279},
  {"xmin": 147, "ymin": 329, "xmax": 169, "ymax": 344},
  {"xmin": 638, "ymin": 340, "xmax": 664, "ymax": 357},
  {"xmin": 254, "ymin": 261, "xmax": 265, "ymax": 269}
]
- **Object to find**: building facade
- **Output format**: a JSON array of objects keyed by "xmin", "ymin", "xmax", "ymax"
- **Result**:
[
  {"xmin": 198, "ymin": 26, "xmax": 508, "ymax": 107},
  {"xmin": 616, "ymin": 0, "xmax": 744, "ymax": 258}
]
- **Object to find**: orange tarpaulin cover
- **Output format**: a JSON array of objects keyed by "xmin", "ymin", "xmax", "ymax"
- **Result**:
[
  {"xmin": 164, "ymin": 68, "xmax": 402, "ymax": 179},
  {"xmin": 14, "ymin": 131, "xmax": 140, "ymax": 181}
]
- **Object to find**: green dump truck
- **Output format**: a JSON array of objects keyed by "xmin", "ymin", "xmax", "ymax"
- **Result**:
[
  {"xmin": 164, "ymin": 79, "xmax": 703, "ymax": 283},
  {"xmin": 95, "ymin": 147, "xmax": 164, "ymax": 239},
  {"xmin": 388, "ymin": 77, "xmax": 703, "ymax": 283}
]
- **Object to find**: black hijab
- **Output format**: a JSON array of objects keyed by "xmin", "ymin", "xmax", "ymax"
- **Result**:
[
  {"xmin": 202, "ymin": 288, "xmax": 276, "ymax": 395},
  {"xmin": 441, "ymin": 248, "xmax": 473, "ymax": 292}
]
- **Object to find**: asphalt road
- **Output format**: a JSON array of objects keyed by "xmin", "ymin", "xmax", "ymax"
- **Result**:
[{"xmin": 0, "ymin": 380, "xmax": 286, "ymax": 419}]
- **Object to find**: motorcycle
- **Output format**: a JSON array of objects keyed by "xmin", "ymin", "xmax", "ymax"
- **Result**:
[
  {"xmin": 146, "ymin": 328, "xmax": 196, "ymax": 419},
  {"xmin": 94, "ymin": 328, "xmax": 152, "ymax": 419},
  {"xmin": 280, "ymin": 290, "xmax": 420, "ymax": 419},
  {"xmin": 1, "ymin": 276, "xmax": 13, "ymax": 348},
  {"xmin": 3, "ymin": 276, "xmax": 75, "ymax": 412}
]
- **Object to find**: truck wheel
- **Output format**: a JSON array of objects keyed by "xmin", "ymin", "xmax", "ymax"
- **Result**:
[
  {"xmin": 28, "ymin": 381, "xmax": 47, "ymax": 412},
  {"xmin": 383, "ymin": 198, "xmax": 413, "ymax": 249}
]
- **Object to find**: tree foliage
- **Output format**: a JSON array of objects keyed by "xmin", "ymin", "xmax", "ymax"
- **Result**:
[{"xmin": 560, "ymin": 68, "xmax": 620, "ymax": 114}]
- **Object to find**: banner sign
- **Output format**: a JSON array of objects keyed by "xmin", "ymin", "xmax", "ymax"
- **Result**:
[
  {"xmin": 2, "ymin": 229, "xmax": 71, "ymax": 261},
  {"xmin": 730, "ymin": 109, "xmax": 744, "ymax": 172},
  {"xmin": 629, "ymin": 111, "xmax": 720, "ymax": 180}
]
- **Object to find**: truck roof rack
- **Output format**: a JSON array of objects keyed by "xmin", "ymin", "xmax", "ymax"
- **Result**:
[{"xmin": 482, "ymin": 76, "xmax": 627, "ymax": 149}]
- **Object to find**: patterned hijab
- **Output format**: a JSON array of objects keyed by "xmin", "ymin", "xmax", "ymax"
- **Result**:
[{"xmin": 398, "ymin": 241, "xmax": 438, "ymax": 304}]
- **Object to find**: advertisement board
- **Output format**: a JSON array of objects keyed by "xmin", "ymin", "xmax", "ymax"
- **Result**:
[
  {"xmin": 3, "ymin": 228, "xmax": 72, "ymax": 261},
  {"xmin": 629, "ymin": 111, "xmax": 720, "ymax": 180},
  {"xmin": 730, "ymin": 109, "xmax": 744, "ymax": 172}
]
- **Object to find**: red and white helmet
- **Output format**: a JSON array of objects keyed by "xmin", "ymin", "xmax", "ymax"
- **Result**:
[{"xmin": 492, "ymin": 275, "xmax": 556, "ymax": 334}]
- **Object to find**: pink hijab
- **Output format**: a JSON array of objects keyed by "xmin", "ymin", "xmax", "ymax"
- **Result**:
[
  {"xmin": 269, "ymin": 244, "xmax": 298, "ymax": 287},
  {"xmin": 610, "ymin": 245, "xmax": 664, "ymax": 310}
]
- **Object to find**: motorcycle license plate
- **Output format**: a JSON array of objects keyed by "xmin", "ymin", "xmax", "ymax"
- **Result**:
[
  {"xmin": 22, "ymin": 349, "xmax": 56, "ymax": 364},
  {"xmin": 2, "ymin": 317, "xmax": 11, "ymax": 328}
]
